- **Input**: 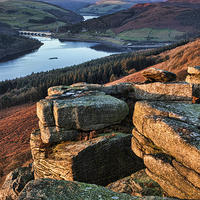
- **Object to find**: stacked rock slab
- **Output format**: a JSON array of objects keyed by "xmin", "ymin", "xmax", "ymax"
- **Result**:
[
  {"xmin": 132, "ymin": 101, "xmax": 200, "ymax": 199},
  {"xmin": 31, "ymin": 130, "xmax": 144, "ymax": 186},
  {"xmin": 137, "ymin": 67, "xmax": 193, "ymax": 101},
  {"xmin": 131, "ymin": 67, "xmax": 200, "ymax": 199},
  {"xmin": 32, "ymin": 88, "xmax": 145, "ymax": 186},
  {"xmin": 186, "ymin": 66, "xmax": 200, "ymax": 84},
  {"xmin": 37, "ymin": 90, "xmax": 129, "ymax": 143}
]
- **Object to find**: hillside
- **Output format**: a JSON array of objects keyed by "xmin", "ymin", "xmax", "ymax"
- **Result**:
[
  {"xmin": 38, "ymin": 0, "xmax": 97, "ymax": 12},
  {"xmin": 78, "ymin": 0, "xmax": 165, "ymax": 16},
  {"xmin": 59, "ymin": 0, "xmax": 200, "ymax": 43},
  {"xmin": 107, "ymin": 38, "xmax": 200, "ymax": 85},
  {"xmin": 0, "ymin": 0, "xmax": 83, "ymax": 31}
]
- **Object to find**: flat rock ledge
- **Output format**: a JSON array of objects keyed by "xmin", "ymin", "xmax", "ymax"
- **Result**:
[
  {"xmin": 37, "ymin": 91, "xmax": 129, "ymax": 144},
  {"xmin": 132, "ymin": 101, "xmax": 200, "ymax": 199},
  {"xmin": 30, "ymin": 130, "xmax": 144, "ymax": 186},
  {"xmin": 17, "ymin": 178, "xmax": 176, "ymax": 200}
]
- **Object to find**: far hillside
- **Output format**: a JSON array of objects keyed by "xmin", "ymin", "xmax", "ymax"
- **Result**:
[
  {"xmin": 0, "ymin": 0, "xmax": 83, "ymax": 31},
  {"xmin": 57, "ymin": 0, "xmax": 200, "ymax": 43},
  {"xmin": 38, "ymin": 0, "xmax": 97, "ymax": 13},
  {"xmin": 78, "ymin": 0, "xmax": 165, "ymax": 16}
]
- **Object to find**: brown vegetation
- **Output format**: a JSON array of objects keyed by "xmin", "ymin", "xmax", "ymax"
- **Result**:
[{"xmin": 0, "ymin": 103, "xmax": 38, "ymax": 187}]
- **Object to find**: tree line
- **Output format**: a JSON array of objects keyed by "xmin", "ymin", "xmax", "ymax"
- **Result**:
[{"xmin": 0, "ymin": 39, "xmax": 189, "ymax": 109}]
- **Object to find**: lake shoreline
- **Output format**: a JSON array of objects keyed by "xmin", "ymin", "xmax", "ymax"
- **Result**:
[
  {"xmin": 51, "ymin": 34, "xmax": 170, "ymax": 52},
  {"xmin": 0, "ymin": 43, "xmax": 43, "ymax": 62}
]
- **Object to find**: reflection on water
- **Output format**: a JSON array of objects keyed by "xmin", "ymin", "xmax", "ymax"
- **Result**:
[{"xmin": 0, "ymin": 37, "xmax": 122, "ymax": 81}]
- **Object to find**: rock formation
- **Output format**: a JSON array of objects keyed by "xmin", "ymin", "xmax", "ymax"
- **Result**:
[
  {"xmin": 132, "ymin": 101, "xmax": 200, "ymax": 199},
  {"xmin": 0, "ymin": 165, "xmax": 34, "ymax": 200},
  {"xmin": 130, "ymin": 67, "xmax": 200, "ymax": 199},
  {"xmin": 31, "ymin": 88, "xmax": 145, "ymax": 186},
  {"xmin": 17, "ymin": 178, "xmax": 175, "ymax": 200},
  {"xmin": 37, "ymin": 91, "xmax": 129, "ymax": 143}
]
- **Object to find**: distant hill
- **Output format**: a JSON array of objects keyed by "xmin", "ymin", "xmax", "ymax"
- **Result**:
[
  {"xmin": 61, "ymin": 0, "xmax": 200, "ymax": 42},
  {"xmin": 38, "ymin": 0, "xmax": 97, "ymax": 12},
  {"xmin": 0, "ymin": 0, "xmax": 83, "ymax": 31},
  {"xmin": 78, "ymin": 0, "xmax": 165, "ymax": 16}
]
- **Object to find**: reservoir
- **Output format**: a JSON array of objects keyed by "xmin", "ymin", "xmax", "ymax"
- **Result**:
[{"xmin": 0, "ymin": 37, "xmax": 125, "ymax": 81}]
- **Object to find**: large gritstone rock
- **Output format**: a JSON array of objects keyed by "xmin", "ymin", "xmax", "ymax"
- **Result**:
[
  {"xmin": 0, "ymin": 165, "xmax": 34, "ymax": 200},
  {"xmin": 142, "ymin": 68, "xmax": 176, "ymax": 82},
  {"xmin": 30, "ymin": 130, "xmax": 144, "ymax": 186},
  {"xmin": 17, "ymin": 178, "xmax": 176, "ymax": 200},
  {"xmin": 134, "ymin": 82, "xmax": 193, "ymax": 101},
  {"xmin": 132, "ymin": 101, "xmax": 200, "ymax": 199},
  {"xmin": 37, "ymin": 92, "xmax": 129, "ymax": 143}
]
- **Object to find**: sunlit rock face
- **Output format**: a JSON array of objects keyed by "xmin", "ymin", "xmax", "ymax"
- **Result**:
[
  {"xmin": 132, "ymin": 101, "xmax": 200, "ymax": 199},
  {"xmin": 37, "ymin": 90, "xmax": 129, "ymax": 144}
]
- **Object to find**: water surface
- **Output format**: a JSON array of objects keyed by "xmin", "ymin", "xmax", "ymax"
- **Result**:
[{"xmin": 0, "ymin": 37, "xmax": 121, "ymax": 81}]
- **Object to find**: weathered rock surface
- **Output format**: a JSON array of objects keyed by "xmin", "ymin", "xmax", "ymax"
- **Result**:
[
  {"xmin": 134, "ymin": 82, "xmax": 193, "ymax": 101},
  {"xmin": 17, "ymin": 178, "xmax": 176, "ymax": 200},
  {"xmin": 31, "ymin": 130, "xmax": 144, "ymax": 186},
  {"xmin": 106, "ymin": 169, "xmax": 164, "ymax": 197},
  {"xmin": 187, "ymin": 66, "xmax": 200, "ymax": 75},
  {"xmin": 185, "ymin": 75, "xmax": 200, "ymax": 84},
  {"xmin": 142, "ymin": 68, "xmax": 176, "ymax": 82},
  {"xmin": 37, "ymin": 92, "xmax": 129, "ymax": 143},
  {"xmin": 0, "ymin": 165, "xmax": 34, "ymax": 200},
  {"xmin": 132, "ymin": 101, "xmax": 200, "ymax": 199}
]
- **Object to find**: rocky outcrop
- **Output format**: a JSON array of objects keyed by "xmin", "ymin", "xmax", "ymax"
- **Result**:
[
  {"xmin": 31, "ymin": 87, "xmax": 145, "ymax": 186},
  {"xmin": 17, "ymin": 178, "xmax": 175, "ymax": 200},
  {"xmin": 37, "ymin": 91, "xmax": 129, "ymax": 143},
  {"xmin": 142, "ymin": 68, "xmax": 176, "ymax": 83},
  {"xmin": 0, "ymin": 165, "xmax": 34, "ymax": 200},
  {"xmin": 132, "ymin": 101, "xmax": 200, "ymax": 199},
  {"xmin": 31, "ymin": 129, "xmax": 144, "ymax": 186},
  {"xmin": 186, "ymin": 66, "xmax": 200, "ymax": 84}
]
